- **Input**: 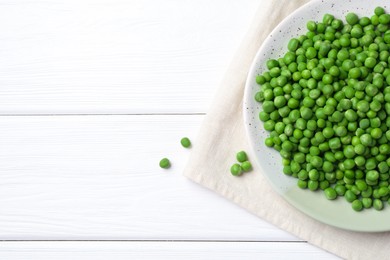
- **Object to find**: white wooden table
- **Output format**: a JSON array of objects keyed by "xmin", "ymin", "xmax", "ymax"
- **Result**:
[{"xmin": 0, "ymin": 0, "xmax": 339, "ymax": 258}]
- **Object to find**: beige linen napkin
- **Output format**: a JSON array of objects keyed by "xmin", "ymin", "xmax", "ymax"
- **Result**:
[{"xmin": 183, "ymin": 1, "xmax": 390, "ymax": 259}]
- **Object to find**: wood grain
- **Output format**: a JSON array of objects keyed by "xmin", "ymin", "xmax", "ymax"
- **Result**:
[
  {"xmin": 0, "ymin": 0, "xmax": 259, "ymax": 114},
  {"xmin": 0, "ymin": 115, "xmax": 298, "ymax": 240},
  {"xmin": 0, "ymin": 241, "xmax": 339, "ymax": 259}
]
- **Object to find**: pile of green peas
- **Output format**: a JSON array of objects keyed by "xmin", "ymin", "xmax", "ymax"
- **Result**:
[
  {"xmin": 255, "ymin": 7, "xmax": 390, "ymax": 211},
  {"xmin": 230, "ymin": 151, "xmax": 252, "ymax": 176}
]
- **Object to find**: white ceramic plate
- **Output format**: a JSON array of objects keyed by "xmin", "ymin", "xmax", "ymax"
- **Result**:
[{"xmin": 244, "ymin": 0, "xmax": 390, "ymax": 232}]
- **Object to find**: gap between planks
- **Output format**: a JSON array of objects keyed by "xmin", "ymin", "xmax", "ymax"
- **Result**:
[
  {"xmin": 0, "ymin": 113, "xmax": 206, "ymax": 116},
  {"xmin": 0, "ymin": 240, "xmax": 306, "ymax": 243}
]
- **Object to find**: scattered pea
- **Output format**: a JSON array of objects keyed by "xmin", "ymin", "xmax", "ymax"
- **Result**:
[
  {"xmin": 159, "ymin": 158, "xmax": 171, "ymax": 169},
  {"xmin": 180, "ymin": 137, "xmax": 191, "ymax": 148}
]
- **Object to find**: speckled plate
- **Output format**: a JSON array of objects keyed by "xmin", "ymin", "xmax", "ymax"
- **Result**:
[{"xmin": 244, "ymin": 0, "xmax": 390, "ymax": 232}]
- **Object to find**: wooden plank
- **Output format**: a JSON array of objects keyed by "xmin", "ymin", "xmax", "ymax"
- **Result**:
[
  {"xmin": 0, "ymin": 115, "xmax": 297, "ymax": 240},
  {"xmin": 0, "ymin": 241, "xmax": 339, "ymax": 259},
  {"xmin": 0, "ymin": 0, "xmax": 259, "ymax": 114}
]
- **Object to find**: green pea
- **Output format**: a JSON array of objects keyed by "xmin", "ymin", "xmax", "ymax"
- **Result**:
[
  {"xmin": 266, "ymin": 59, "xmax": 279, "ymax": 70},
  {"xmin": 241, "ymin": 161, "xmax": 252, "ymax": 172},
  {"xmin": 331, "ymin": 19, "xmax": 343, "ymax": 29},
  {"xmin": 371, "ymin": 128, "xmax": 383, "ymax": 139},
  {"xmin": 282, "ymin": 141, "xmax": 294, "ymax": 152},
  {"xmin": 366, "ymin": 170, "xmax": 379, "ymax": 182},
  {"xmin": 316, "ymin": 22, "xmax": 326, "ymax": 33},
  {"xmin": 294, "ymin": 153, "xmax": 306, "ymax": 164},
  {"xmin": 345, "ymin": 109, "xmax": 357, "ymax": 121},
  {"xmin": 230, "ymin": 163, "xmax": 242, "ymax": 176},
  {"xmin": 288, "ymin": 38, "xmax": 300, "ymax": 52},
  {"xmin": 289, "ymin": 110, "xmax": 300, "ymax": 122},
  {"xmin": 255, "ymin": 92, "xmax": 264, "ymax": 102},
  {"xmin": 366, "ymin": 158, "xmax": 378, "ymax": 171},
  {"xmin": 323, "ymin": 105, "xmax": 335, "ymax": 116},
  {"xmin": 271, "ymin": 110, "xmax": 282, "ymax": 120},
  {"xmin": 265, "ymin": 137, "xmax": 274, "ymax": 147},
  {"xmin": 360, "ymin": 134, "xmax": 373, "ymax": 146},
  {"xmin": 322, "ymin": 127, "xmax": 334, "ymax": 139},
  {"xmin": 345, "ymin": 190, "xmax": 357, "ymax": 202},
  {"xmin": 282, "ymin": 165, "xmax": 292, "ymax": 176},
  {"xmin": 305, "ymin": 47, "xmax": 317, "ymax": 59},
  {"xmin": 263, "ymin": 89, "xmax": 274, "ymax": 101},
  {"xmin": 343, "ymin": 159, "xmax": 355, "ymax": 170},
  {"xmin": 374, "ymin": 199, "xmax": 384, "ymax": 211},
  {"xmin": 365, "ymin": 57, "xmax": 377, "ymax": 70},
  {"xmin": 322, "ymin": 13, "xmax": 334, "ymax": 25},
  {"xmin": 308, "ymin": 180, "xmax": 319, "ymax": 191},
  {"xmin": 300, "ymin": 107, "xmax": 313, "ymax": 120},
  {"xmin": 375, "ymin": 7, "xmax": 385, "ymax": 16},
  {"xmin": 297, "ymin": 179, "xmax": 308, "ymax": 189},
  {"xmin": 324, "ymin": 187, "xmax": 337, "ymax": 200},
  {"xmin": 269, "ymin": 68, "xmax": 281, "ymax": 78},
  {"xmin": 339, "ymin": 35, "xmax": 351, "ymax": 47},
  {"xmin": 370, "ymin": 100, "xmax": 382, "ymax": 112},
  {"xmin": 311, "ymin": 156, "xmax": 323, "ymax": 169},
  {"xmin": 334, "ymin": 184, "xmax": 346, "ymax": 196},
  {"xmin": 351, "ymin": 26, "xmax": 363, "ymax": 38},
  {"xmin": 352, "ymin": 200, "xmax": 363, "ymax": 211},
  {"xmin": 311, "ymin": 67, "xmax": 324, "ymax": 80},
  {"xmin": 329, "ymin": 137, "xmax": 341, "ymax": 150},
  {"xmin": 362, "ymin": 198, "xmax": 372, "ymax": 209},
  {"xmin": 262, "ymin": 101, "xmax": 275, "ymax": 113},
  {"xmin": 362, "ymin": 186, "xmax": 373, "ymax": 198},
  {"xmin": 354, "ymin": 156, "xmax": 366, "ymax": 167},
  {"xmin": 236, "ymin": 151, "xmax": 248, "ymax": 162},
  {"xmin": 293, "ymin": 129, "xmax": 303, "ymax": 140},
  {"xmin": 274, "ymin": 96, "xmax": 287, "ymax": 108},
  {"xmin": 379, "ymin": 14, "xmax": 390, "ymax": 24},
  {"xmin": 335, "ymin": 126, "xmax": 347, "ymax": 137},
  {"xmin": 309, "ymin": 169, "xmax": 319, "ymax": 181},
  {"xmin": 378, "ymin": 186, "xmax": 389, "ymax": 197},
  {"xmin": 159, "ymin": 158, "xmax": 171, "ymax": 169},
  {"xmin": 355, "ymin": 179, "xmax": 367, "ymax": 191},
  {"xmin": 295, "ymin": 119, "xmax": 307, "ymax": 131},
  {"xmin": 320, "ymin": 180, "xmax": 330, "ymax": 190},
  {"xmin": 302, "ymin": 97, "xmax": 315, "ymax": 108},
  {"xmin": 256, "ymin": 75, "xmax": 266, "ymax": 85},
  {"xmin": 180, "ymin": 137, "xmax": 191, "ymax": 148},
  {"xmin": 307, "ymin": 21, "xmax": 317, "ymax": 32}
]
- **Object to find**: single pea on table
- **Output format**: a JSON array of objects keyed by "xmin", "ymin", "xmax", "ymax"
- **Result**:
[
  {"xmin": 159, "ymin": 158, "xmax": 171, "ymax": 169},
  {"xmin": 181, "ymin": 137, "xmax": 191, "ymax": 148},
  {"xmin": 255, "ymin": 6, "xmax": 390, "ymax": 211}
]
